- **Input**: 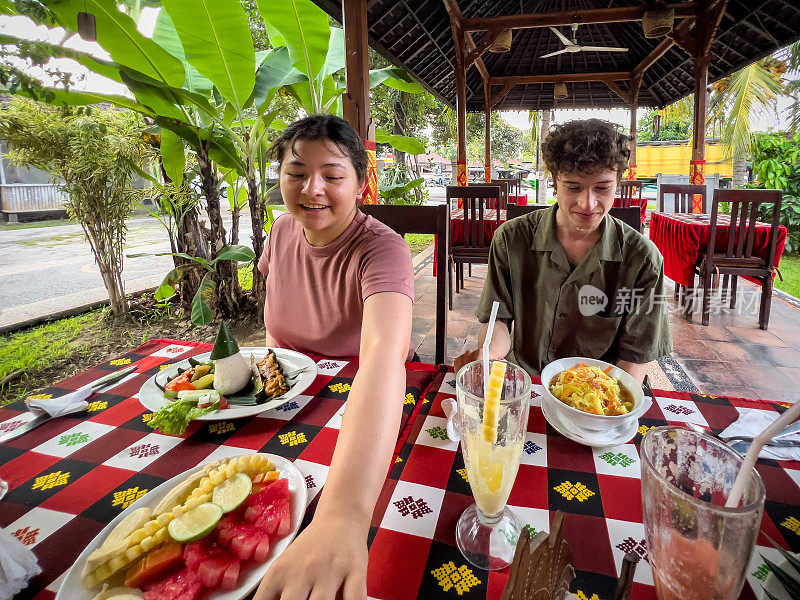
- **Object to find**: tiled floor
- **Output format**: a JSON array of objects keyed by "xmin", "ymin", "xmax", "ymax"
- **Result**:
[{"xmin": 412, "ymin": 249, "xmax": 800, "ymax": 404}]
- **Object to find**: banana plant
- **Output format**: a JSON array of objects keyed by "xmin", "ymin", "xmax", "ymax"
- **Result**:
[{"xmin": 152, "ymin": 244, "xmax": 257, "ymax": 325}]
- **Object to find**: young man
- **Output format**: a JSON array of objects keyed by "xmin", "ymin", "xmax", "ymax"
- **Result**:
[{"xmin": 454, "ymin": 119, "xmax": 672, "ymax": 383}]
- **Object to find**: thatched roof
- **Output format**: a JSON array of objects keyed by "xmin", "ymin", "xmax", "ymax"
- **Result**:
[{"xmin": 313, "ymin": 0, "xmax": 800, "ymax": 111}]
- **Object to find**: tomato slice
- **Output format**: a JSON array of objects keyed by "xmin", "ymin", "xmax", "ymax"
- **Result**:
[{"xmin": 166, "ymin": 370, "xmax": 196, "ymax": 393}]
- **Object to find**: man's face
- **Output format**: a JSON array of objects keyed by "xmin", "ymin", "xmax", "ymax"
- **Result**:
[{"xmin": 555, "ymin": 169, "xmax": 618, "ymax": 231}]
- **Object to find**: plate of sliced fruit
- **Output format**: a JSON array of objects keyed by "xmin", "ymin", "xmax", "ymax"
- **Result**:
[
  {"xmin": 57, "ymin": 453, "xmax": 307, "ymax": 600},
  {"xmin": 137, "ymin": 323, "xmax": 317, "ymax": 432}
]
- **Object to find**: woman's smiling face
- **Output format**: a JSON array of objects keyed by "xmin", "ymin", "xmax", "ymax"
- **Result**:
[{"xmin": 280, "ymin": 138, "xmax": 366, "ymax": 247}]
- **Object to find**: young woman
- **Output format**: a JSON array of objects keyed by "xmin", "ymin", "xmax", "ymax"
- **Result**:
[{"xmin": 254, "ymin": 115, "xmax": 413, "ymax": 600}]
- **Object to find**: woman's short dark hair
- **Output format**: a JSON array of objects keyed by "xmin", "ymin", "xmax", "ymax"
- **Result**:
[
  {"xmin": 268, "ymin": 114, "xmax": 368, "ymax": 183},
  {"xmin": 542, "ymin": 119, "xmax": 631, "ymax": 189}
]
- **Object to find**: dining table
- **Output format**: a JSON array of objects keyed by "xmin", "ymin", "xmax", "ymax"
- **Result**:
[
  {"xmin": 2, "ymin": 343, "xmax": 799, "ymax": 600},
  {"xmin": 0, "ymin": 338, "xmax": 440, "ymax": 600},
  {"xmin": 649, "ymin": 212, "xmax": 788, "ymax": 287}
]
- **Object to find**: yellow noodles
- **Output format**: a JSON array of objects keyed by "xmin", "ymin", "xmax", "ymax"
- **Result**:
[{"xmin": 549, "ymin": 363, "xmax": 633, "ymax": 416}]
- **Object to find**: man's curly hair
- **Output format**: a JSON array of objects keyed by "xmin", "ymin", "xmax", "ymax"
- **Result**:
[{"xmin": 542, "ymin": 119, "xmax": 631, "ymax": 190}]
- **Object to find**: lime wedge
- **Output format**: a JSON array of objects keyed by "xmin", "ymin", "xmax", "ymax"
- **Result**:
[
  {"xmin": 211, "ymin": 472, "xmax": 253, "ymax": 513},
  {"xmin": 167, "ymin": 502, "xmax": 223, "ymax": 542}
]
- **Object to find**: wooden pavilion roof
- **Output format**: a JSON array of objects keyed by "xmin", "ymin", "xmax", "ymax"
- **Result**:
[{"xmin": 312, "ymin": 0, "xmax": 800, "ymax": 112}]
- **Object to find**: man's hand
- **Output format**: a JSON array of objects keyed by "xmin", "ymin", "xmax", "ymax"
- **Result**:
[
  {"xmin": 453, "ymin": 348, "xmax": 481, "ymax": 374},
  {"xmin": 253, "ymin": 516, "xmax": 368, "ymax": 600}
]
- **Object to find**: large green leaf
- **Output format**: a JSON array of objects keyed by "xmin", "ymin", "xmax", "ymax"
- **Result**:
[
  {"xmin": 320, "ymin": 27, "xmax": 344, "ymax": 81},
  {"xmin": 214, "ymin": 245, "xmax": 256, "ymax": 263},
  {"xmin": 249, "ymin": 47, "xmax": 305, "ymax": 109},
  {"xmin": 151, "ymin": 9, "xmax": 213, "ymax": 94},
  {"xmin": 43, "ymin": 0, "xmax": 185, "ymax": 88},
  {"xmin": 0, "ymin": 33, "xmax": 123, "ymax": 83},
  {"xmin": 7, "ymin": 83, "xmax": 153, "ymax": 115},
  {"xmin": 191, "ymin": 273, "xmax": 215, "ymax": 326},
  {"xmin": 369, "ymin": 67, "xmax": 425, "ymax": 93},
  {"xmin": 375, "ymin": 129, "xmax": 426, "ymax": 154},
  {"xmin": 120, "ymin": 71, "xmax": 187, "ymax": 120},
  {"xmin": 160, "ymin": 128, "xmax": 185, "ymax": 184},
  {"xmin": 264, "ymin": 22, "xmax": 285, "ymax": 48},
  {"xmin": 162, "ymin": 0, "xmax": 255, "ymax": 111},
  {"xmin": 257, "ymin": 0, "xmax": 330, "ymax": 111}
]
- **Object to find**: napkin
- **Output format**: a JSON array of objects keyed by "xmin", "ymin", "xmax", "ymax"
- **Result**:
[
  {"xmin": 0, "ymin": 526, "xmax": 41, "ymax": 600},
  {"xmin": 442, "ymin": 398, "xmax": 460, "ymax": 442},
  {"xmin": 26, "ymin": 386, "xmax": 92, "ymax": 418},
  {"xmin": 719, "ymin": 411, "xmax": 800, "ymax": 461}
]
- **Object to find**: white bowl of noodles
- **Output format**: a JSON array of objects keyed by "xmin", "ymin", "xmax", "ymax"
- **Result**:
[{"xmin": 540, "ymin": 357, "xmax": 650, "ymax": 435}]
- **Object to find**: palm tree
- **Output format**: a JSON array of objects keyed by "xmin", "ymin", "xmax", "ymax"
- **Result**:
[
  {"xmin": 536, "ymin": 109, "xmax": 552, "ymax": 203},
  {"xmin": 780, "ymin": 40, "xmax": 800, "ymax": 133},
  {"xmin": 710, "ymin": 58, "xmax": 785, "ymax": 187}
]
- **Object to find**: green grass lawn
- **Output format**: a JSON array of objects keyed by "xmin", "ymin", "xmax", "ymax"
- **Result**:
[
  {"xmin": 0, "ymin": 218, "xmax": 74, "ymax": 231},
  {"xmin": 0, "ymin": 312, "xmax": 97, "ymax": 404},
  {"xmin": 776, "ymin": 254, "xmax": 800, "ymax": 298},
  {"xmin": 405, "ymin": 233, "xmax": 433, "ymax": 256}
]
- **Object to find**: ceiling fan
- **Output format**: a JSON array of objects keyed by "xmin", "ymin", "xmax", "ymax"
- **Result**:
[{"xmin": 540, "ymin": 23, "xmax": 628, "ymax": 58}]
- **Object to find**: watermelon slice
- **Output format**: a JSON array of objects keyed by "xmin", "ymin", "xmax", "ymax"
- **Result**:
[
  {"xmin": 183, "ymin": 538, "xmax": 242, "ymax": 589},
  {"xmin": 143, "ymin": 567, "xmax": 203, "ymax": 600},
  {"xmin": 215, "ymin": 513, "xmax": 270, "ymax": 561},
  {"xmin": 242, "ymin": 478, "xmax": 292, "ymax": 538}
]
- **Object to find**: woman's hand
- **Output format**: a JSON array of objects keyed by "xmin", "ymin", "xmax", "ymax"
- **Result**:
[{"xmin": 253, "ymin": 515, "xmax": 368, "ymax": 600}]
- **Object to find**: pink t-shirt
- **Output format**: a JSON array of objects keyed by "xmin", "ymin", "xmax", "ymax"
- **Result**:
[{"xmin": 258, "ymin": 210, "xmax": 415, "ymax": 359}]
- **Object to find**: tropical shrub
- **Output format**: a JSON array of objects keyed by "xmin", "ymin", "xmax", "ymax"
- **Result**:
[
  {"xmin": 0, "ymin": 98, "xmax": 144, "ymax": 315},
  {"xmin": 751, "ymin": 131, "xmax": 800, "ymax": 254}
]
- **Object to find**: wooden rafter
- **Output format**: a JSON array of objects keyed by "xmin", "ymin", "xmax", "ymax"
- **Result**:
[
  {"xmin": 604, "ymin": 80, "xmax": 630, "ymax": 105},
  {"xmin": 489, "ymin": 71, "xmax": 631, "ymax": 85},
  {"xmin": 633, "ymin": 38, "xmax": 674, "ymax": 80},
  {"xmin": 463, "ymin": 3, "xmax": 699, "ymax": 32},
  {"xmin": 487, "ymin": 82, "xmax": 515, "ymax": 110},
  {"xmin": 465, "ymin": 30, "xmax": 499, "ymax": 69}
]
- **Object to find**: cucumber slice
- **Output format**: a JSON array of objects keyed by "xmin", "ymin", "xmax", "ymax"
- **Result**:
[
  {"xmin": 176, "ymin": 389, "xmax": 220, "ymax": 403},
  {"xmin": 211, "ymin": 472, "xmax": 253, "ymax": 513},
  {"xmin": 167, "ymin": 502, "xmax": 223, "ymax": 542}
]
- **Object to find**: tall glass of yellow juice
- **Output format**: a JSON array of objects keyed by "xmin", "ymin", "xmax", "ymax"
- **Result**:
[
  {"xmin": 641, "ymin": 427, "xmax": 766, "ymax": 600},
  {"xmin": 455, "ymin": 359, "xmax": 531, "ymax": 570}
]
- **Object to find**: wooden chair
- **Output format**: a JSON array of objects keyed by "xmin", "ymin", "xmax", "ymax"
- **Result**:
[
  {"xmin": 658, "ymin": 183, "xmax": 707, "ymax": 214},
  {"xmin": 489, "ymin": 179, "xmax": 511, "ymax": 209},
  {"xmin": 446, "ymin": 185, "xmax": 501, "ymax": 310},
  {"xmin": 359, "ymin": 204, "xmax": 449, "ymax": 364},
  {"xmin": 618, "ymin": 180, "xmax": 643, "ymax": 208},
  {"xmin": 658, "ymin": 184, "xmax": 707, "ymax": 307},
  {"xmin": 697, "ymin": 188, "xmax": 783, "ymax": 329},
  {"xmin": 507, "ymin": 204, "xmax": 642, "ymax": 233}
]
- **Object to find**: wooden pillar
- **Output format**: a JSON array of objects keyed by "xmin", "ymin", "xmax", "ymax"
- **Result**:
[
  {"xmin": 690, "ymin": 54, "xmax": 710, "ymax": 213},
  {"xmin": 484, "ymin": 81, "xmax": 491, "ymax": 183},
  {"xmin": 342, "ymin": 0, "xmax": 377, "ymax": 204},
  {"xmin": 454, "ymin": 23, "xmax": 468, "ymax": 192},
  {"xmin": 629, "ymin": 76, "xmax": 642, "ymax": 180}
]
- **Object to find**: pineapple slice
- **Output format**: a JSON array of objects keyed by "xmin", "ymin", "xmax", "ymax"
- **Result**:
[
  {"xmin": 84, "ymin": 455, "xmax": 276, "ymax": 589},
  {"xmin": 482, "ymin": 361, "xmax": 507, "ymax": 444}
]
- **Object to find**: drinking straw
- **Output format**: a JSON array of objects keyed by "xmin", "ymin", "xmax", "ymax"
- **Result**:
[
  {"xmin": 726, "ymin": 400, "xmax": 800, "ymax": 508},
  {"xmin": 483, "ymin": 301, "xmax": 500, "ymax": 398}
]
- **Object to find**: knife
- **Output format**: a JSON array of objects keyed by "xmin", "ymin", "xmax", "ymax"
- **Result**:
[
  {"xmin": 0, "ymin": 365, "xmax": 137, "ymax": 444},
  {"xmin": 721, "ymin": 420, "xmax": 800, "ymax": 443}
]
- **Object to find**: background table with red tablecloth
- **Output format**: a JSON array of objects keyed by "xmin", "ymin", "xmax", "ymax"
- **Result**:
[
  {"xmin": 613, "ymin": 196, "xmax": 647, "ymax": 227},
  {"xmin": 365, "ymin": 368, "xmax": 800, "ymax": 600},
  {"xmin": 432, "ymin": 208, "xmax": 506, "ymax": 276},
  {"xmin": 0, "ymin": 339, "xmax": 439, "ymax": 600},
  {"xmin": 649, "ymin": 212, "xmax": 787, "ymax": 287}
]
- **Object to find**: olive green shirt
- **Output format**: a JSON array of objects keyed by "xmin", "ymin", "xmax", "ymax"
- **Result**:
[{"xmin": 476, "ymin": 204, "xmax": 673, "ymax": 376}]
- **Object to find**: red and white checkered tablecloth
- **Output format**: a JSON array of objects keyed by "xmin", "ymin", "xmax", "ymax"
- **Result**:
[
  {"xmin": 365, "ymin": 368, "xmax": 800, "ymax": 600},
  {"xmin": 0, "ymin": 339, "xmax": 440, "ymax": 599}
]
